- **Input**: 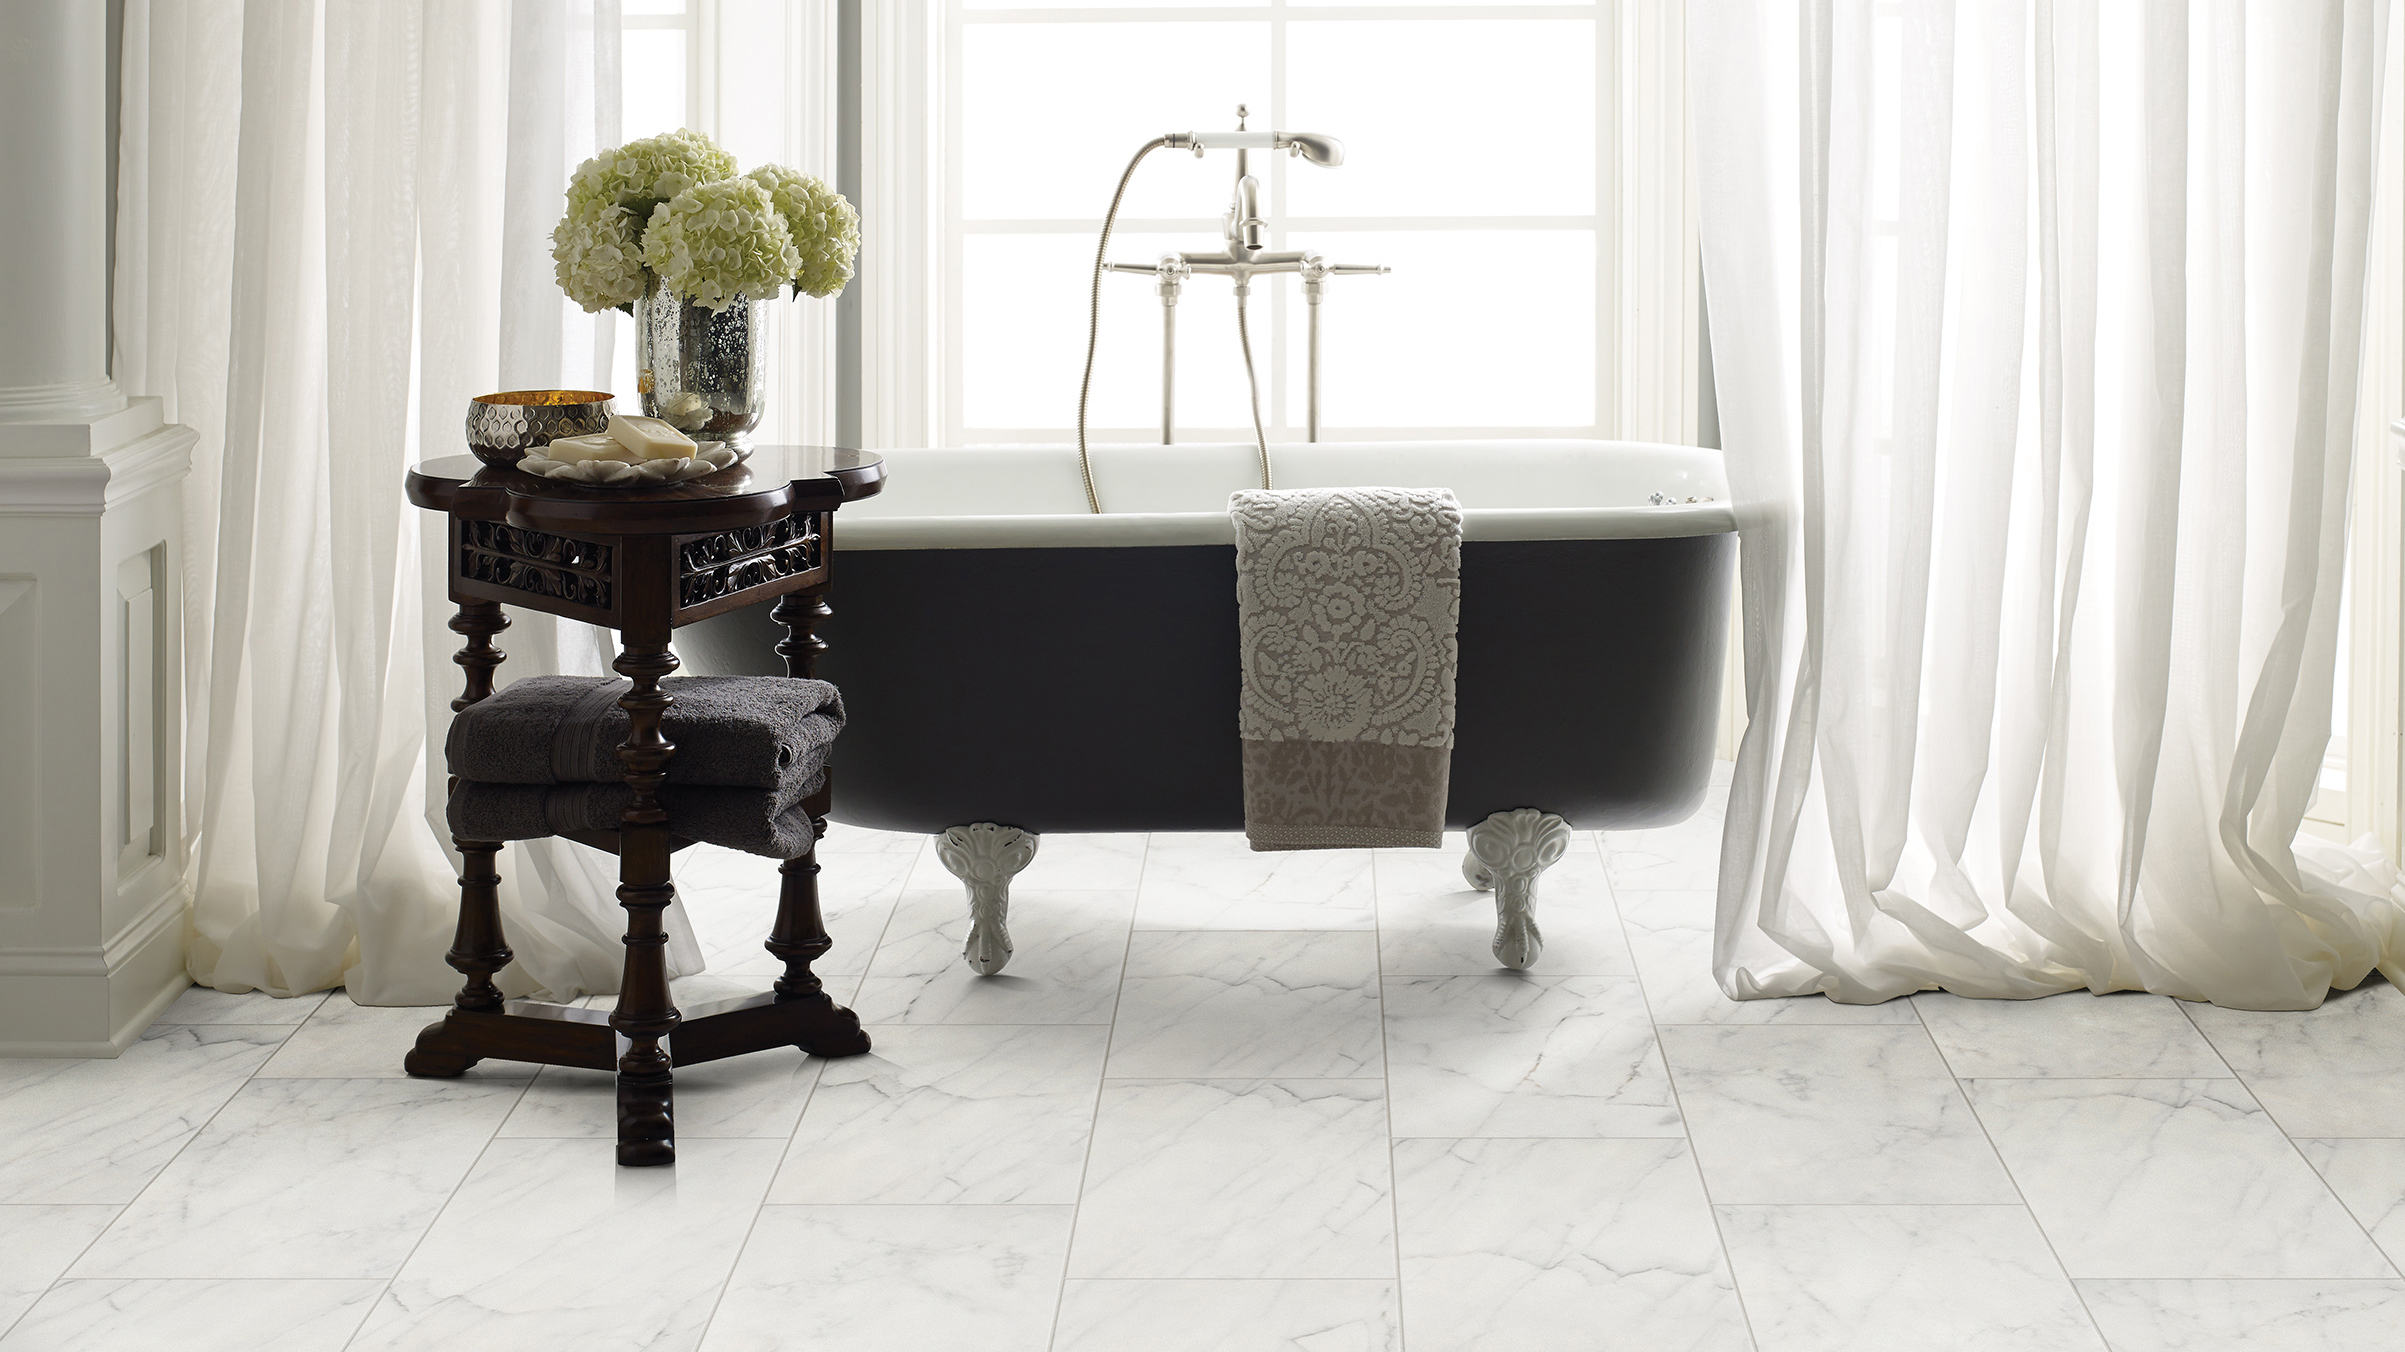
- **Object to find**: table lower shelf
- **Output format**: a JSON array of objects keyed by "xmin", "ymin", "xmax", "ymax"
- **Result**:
[{"xmin": 401, "ymin": 989, "xmax": 870, "ymax": 1076}]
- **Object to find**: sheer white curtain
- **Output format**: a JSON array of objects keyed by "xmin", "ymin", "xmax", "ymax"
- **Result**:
[
  {"xmin": 1693, "ymin": 0, "xmax": 2404, "ymax": 1011},
  {"xmin": 114, "ymin": 0, "xmax": 702, "ymax": 1003}
]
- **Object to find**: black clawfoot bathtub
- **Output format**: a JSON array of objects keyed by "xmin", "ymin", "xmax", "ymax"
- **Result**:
[{"xmin": 679, "ymin": 440, "xmax": 1734, "ymax": 971}]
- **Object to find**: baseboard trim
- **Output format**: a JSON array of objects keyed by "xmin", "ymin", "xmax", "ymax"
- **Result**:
[{"xmin": 0, "ymin": 973, "xmax": 189, "ymax": 1059}]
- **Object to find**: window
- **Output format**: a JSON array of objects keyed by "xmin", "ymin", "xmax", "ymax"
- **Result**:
[
  {"xmin": 942, "ymin": 2, "xmax": 1613, "ymax": 446},
  {"xmin": 609, "ymin": 0, "xmax": 842, "ymax": 448},
  {"xmin": 622, "ymin": 3, "xmax": 1696, "ymax": 455}
]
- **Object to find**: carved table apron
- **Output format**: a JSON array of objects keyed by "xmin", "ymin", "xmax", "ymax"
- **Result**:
[{"xmin": 403, "ymin": 446, "xmax": 885, "ymax": 1166}]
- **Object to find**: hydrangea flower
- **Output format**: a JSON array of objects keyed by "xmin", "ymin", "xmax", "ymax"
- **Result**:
[
  {"xmin": 566, "ymin": 129, "xmax": 739, "ymax": 218},
  {"xmin": 552, "ymin": 130, "xmax": 741, "ymax": 312},
  {"xmin": 640, "ymin": 177, "xmax": 802, "ymax": 312},
  {"xmin": 551, "ymin": 201, "xmax": 650, "ymax": 312},
  {"xmin": 549, "ymin": 131, "xmax": 859, "ymax": 313},
  {"xmin": 745, "ymin": 164, "xmax": 861, "ymax": 299}
]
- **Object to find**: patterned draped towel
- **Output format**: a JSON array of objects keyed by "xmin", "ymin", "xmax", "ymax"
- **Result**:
[{"xmin": 1231, "ymin": 487, "xmax": 1463, "ymax": 850}]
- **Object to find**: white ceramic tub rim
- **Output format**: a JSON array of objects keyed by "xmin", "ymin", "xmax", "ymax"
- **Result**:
[{"xmin": 834, "ymin": 440, "xmax": 1735, "ymax": 550}]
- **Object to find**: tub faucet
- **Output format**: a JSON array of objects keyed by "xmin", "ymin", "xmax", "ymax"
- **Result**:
[
  {"xmin": 1103, "ymin": 106, "xmax": 1390, "ymax": 446},
  {"xmin": 1231, "ymin": 170, "xmax": 1266, "ymax": 254}
]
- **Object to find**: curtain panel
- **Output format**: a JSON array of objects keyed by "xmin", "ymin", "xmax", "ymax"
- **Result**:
[
  {"xmin": 1694, "ymin": 0, "xmax": 2403, "ymax": 1010},
  {"xmin": 114, "ymin": 0, "xmax": 704, "ymax": 1003}
]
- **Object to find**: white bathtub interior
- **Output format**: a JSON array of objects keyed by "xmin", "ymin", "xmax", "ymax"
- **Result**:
[{"xmin": 832, "ymin": 440, "xmax": 1735, "ymax": 549}]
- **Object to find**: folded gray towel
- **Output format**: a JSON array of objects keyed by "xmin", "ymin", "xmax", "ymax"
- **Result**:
[
  {"xmin": 446, "ymin": 773, "xmax": 828, "ymax": 859},
  {"xmin": 446, "ymin": 674, "xmax": 843, "ymax": 789}
]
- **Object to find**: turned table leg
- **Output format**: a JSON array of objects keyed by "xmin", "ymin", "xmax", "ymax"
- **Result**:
[
  {"xmin": 765, "ymin": 815, "xmax": 872, "ymax": 1057},
  {"xmin": 407, "ymin": 599, "xmax": 514, "ymax": 1078},
  {"xmin": 767, "ymin": 817, "xmax": 833, "ymax": 1000},
  {"xmin": 447, "ymin": 600, "xmax": 509, "ymax": 711},
  {"xmin": 404, "ymin": 838, "xmax": 514, "ymax": 1077},
  {"xmin": 773, "ymin": 580, "xmax": 831, "ymax": 679},
  {"xmin": 612, "ymin": 622, "xmax": 681, "ymax": 1167},
  {"xmin": 765, "ymin": 583, "xmax": 870, "ymax": 1057}
]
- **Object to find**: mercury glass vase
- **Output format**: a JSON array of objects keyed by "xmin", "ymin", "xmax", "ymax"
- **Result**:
[{"xmin": 634, "ymin": 277, "xmax": 766, "ymax": 446}]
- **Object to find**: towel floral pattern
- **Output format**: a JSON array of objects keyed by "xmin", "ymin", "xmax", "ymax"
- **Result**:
[{"xmin": 1232, "ymin": 487, "xmax": 1462, "ymax": 747}]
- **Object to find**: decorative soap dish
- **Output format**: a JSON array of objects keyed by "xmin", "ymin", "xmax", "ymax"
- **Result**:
[{"xmin": 516, "ymin": 443, "xmax": 747, "ymax": 486}]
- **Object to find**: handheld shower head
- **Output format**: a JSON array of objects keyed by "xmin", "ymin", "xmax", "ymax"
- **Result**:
[
  {"xmin": 1280, "ymin": 132, "xmax": 1343, "ymax": 167},
  {"xmin": 1164, "ymin": 129, "xmax": 1346, "ymax": 167}
]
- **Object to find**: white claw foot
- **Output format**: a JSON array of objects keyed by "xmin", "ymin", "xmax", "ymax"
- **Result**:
[
  {"xmin": 1465, "ymin": 808, "xmax": 1573, "ymax": 971},
  {"xmin": 935, "ymin": 823, "xmax": 1039, "ymax": 975}
]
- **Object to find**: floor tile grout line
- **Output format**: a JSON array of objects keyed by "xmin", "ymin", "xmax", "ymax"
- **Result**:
[
  {"xmin": 19, "ymin": 1007, "xmax": 329, "ymax": 1325},
  {"xmin": 829, "ymin": 837, "xmax": 921, "ymax": 985},
  {"xmin": 1045, "ymin": 830, "xmax": 1149, "ymax": 1351},
  {"xmin": 703, "ymin": 831, "xmax": 922, "ymax": 1331},
  {"xmin": 1090, "ymin": 1078, "xmax": 1393, "ymax": 1085},
  {"xmin": 333, "ymin": 1047, "xmax": 540, "ymax": 1352},
  {"xmin": 3, "ymin": 1275, "xmax": 445, "ymax": 1283},
  {"xmin": 1913, "ymin": 996, "xmax": 2114, "ymax": 1348},
  {"xmin": 0, "ymin": 1200, "xmax": 125, "ymax": 1343},
  {"xmin": 81, "ymin": 804, "xmax": 2405, "ymax": 1345},
  {"xmin": 1598, "ymin": 833, "xmax": 1764, "ymax": 1352},
  {"xmin": 732, "ymin": 1201, "xmax": 1088, "ymax": 1208},
  {"xmin": 690, "ymin": 1168, "xmax": 785, "ymax": 1349},
  {"xmin": 2174, "ymin": 997, "xmax": 2404, "ymax": 1280},
  {"xmin": 1369, "ymin": 844, "xmax": 1410, "ymax": 1351}
]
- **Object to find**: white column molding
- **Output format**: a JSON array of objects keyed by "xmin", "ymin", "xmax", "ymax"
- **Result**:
[
  {"xmin": 0, "ymin": 0, "xmax": 125, "ymax": 426},
  {"xmin": 0, "ymin": 421, "xmax": 196, "ymax": 1056},
  {"xmin": 0, "ymin": 0, "xmax": 196, "ymax": 1055}
]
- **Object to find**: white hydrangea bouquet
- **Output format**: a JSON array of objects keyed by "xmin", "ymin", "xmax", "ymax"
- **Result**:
[
  {"xmin": 550, "ymin": 128, "xmax": 859, "ymax": 314},
  {"xmin": 550, "ymin": 129, "xmax": 857, "ymax": 449}
]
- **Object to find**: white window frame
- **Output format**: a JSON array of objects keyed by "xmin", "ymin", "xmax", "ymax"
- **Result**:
[{"xmin": 863, "ymin": 1, "xmax": 1695, "ymax": 452}]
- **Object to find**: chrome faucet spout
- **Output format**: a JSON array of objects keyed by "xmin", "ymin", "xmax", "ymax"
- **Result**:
[{"xmin": 1231, "ymin": 173, "xmax": 1266, "ymax": 253}]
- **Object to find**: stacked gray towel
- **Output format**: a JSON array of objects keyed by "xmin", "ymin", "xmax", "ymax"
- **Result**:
[
  {"xmin": 447, "ymin": 674, "xmax": 843, "ymax": 789},
  {"xmin": 447, "ymin": 775, "xmax": 827, "ymax": 857},
  {"xmin": 445, "ymin": 675, "xmax": 844, "ymax": 858}
]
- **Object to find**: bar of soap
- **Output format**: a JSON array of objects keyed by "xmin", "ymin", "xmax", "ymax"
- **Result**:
[
  {"xmin": 607, "ymin": 413, "xmax": 698, "ymax": 461},
  {"xmin": 543, "ymin": 433, "xmax": 635, "ymax": 464}
]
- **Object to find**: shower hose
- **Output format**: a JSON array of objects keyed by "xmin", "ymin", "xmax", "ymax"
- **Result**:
[{"xmin": 1077, "ymin": 138, "xmax": 1275, "ymax": 515}]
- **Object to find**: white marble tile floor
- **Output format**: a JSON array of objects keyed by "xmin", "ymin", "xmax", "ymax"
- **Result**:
[{"xmin": 5, "ymin": 774, "xmax": 2403, "ymax": 1349}]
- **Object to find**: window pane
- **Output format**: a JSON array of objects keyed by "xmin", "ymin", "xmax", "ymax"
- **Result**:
[
  {"xmin": 717, "ymin": 0, "xmax": 805, "ymax": 170},
  {"xmin": 1284, "ymin": 20, "xmax": 1595, "ymax": 218},
  {"xmin": 960, "ymin": 22, "xmax": 1270, "ymax": 220},
  {"xmin": 962, "ymin": 232, "xmax": 1271, "ymax": 434},
  {"xmin": 945, "ymin": 6, "xmax": 1609, "ymax": 442},
  {"xmin": 623, "ymin": 28, "xmax": 688, "ymax": 139},
  {"xmin": 1285, "ymin": 230, "xmax": 1595, "ymax": 428}
]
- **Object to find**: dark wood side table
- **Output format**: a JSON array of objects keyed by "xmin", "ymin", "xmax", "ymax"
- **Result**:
[{"xmin": 402, "ymin": 445, "xmax": 885, "ymax": 1166}]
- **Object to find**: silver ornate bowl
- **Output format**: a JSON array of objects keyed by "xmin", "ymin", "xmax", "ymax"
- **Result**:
[{"xmin": 465, "ymin": 390, "xmax": 616, "ymax": 470}]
